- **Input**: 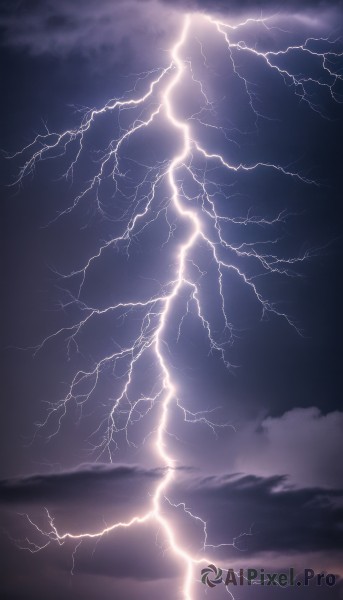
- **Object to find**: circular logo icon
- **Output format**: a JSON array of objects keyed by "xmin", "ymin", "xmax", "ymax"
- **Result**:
[{"xmin": 201, "ymin": 564, "xmax": 223, "ymax": 587}]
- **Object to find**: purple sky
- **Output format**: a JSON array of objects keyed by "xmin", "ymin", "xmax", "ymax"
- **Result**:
[{"xmin": 1, "ymin": 1, "xmax": 343, "ymax": 599}]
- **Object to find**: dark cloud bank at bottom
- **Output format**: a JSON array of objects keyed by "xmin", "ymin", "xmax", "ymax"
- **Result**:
[{"xmin": 1, "ymin": 465, "xmax": 342, "ymax": 599}]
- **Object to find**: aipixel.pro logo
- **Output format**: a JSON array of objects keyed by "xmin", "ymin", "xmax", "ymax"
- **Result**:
[{"xmin": 200, "ymin": 565, "xmax": 338, "ymax": 588}]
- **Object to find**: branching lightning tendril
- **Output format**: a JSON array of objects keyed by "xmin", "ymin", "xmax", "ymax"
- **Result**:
[{"xmin": 11, "ymin": 12, "xmax": 342, "ymax": 599}]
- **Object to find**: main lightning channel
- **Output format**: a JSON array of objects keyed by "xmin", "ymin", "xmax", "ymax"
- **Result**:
[{"xmin": 18, "ymin": 16, "xmax": 219, "ymax": 600}]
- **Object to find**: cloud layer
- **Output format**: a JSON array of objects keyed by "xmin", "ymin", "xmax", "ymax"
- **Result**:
[
  {"xmin": 0, "ymin": 0, "xmax": 178, "ymax": 57},
  {"xmin": 1, "ymin": 0, "xmax": 342, "ymax": 57},
  {"xmin": 231, "ymin": 408, "xmax": 343, "ymax": 489},
  {"xmin": 1, "ymin": 464, "xmax": 342, "ymax": 559}
]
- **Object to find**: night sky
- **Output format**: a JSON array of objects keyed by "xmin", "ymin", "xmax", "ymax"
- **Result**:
[{"xmin": 1, "ymin": 1, "xmax": 343, "ymax": 599}]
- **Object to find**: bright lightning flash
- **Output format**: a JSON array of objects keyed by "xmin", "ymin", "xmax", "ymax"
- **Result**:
[{"xmin": 11, "ymin": 11, "xmax": 342, "ymax": 600}]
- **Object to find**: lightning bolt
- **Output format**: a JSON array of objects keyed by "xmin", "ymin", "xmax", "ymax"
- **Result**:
[{"xmin": 11, "ymin": 11, "xmax": 342, "ymax": 599}]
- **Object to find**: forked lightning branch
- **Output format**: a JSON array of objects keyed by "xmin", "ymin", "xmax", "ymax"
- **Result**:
[{"xmin": 11, "ymin": 12, "xmax": 342, "ymax": 600}]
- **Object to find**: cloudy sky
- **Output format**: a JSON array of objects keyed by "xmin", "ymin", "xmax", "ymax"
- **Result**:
[{"xmin": 1, "ymin": 1, "xmax": 343, "ymax": 599}]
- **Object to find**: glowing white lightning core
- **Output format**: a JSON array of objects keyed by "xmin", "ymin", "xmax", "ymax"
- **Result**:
[{"xmin": 12, "ymin": 11, "xmax": 342, "ymax": 600}]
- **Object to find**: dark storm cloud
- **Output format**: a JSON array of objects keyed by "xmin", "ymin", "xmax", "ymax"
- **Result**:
[
  {"xmin": 2, "ymin": 466, "xmax": 342, "ymax": 556},
  {"xmin": 178, "ymin": 474, "xmax": 343, "ymax": 553},
  {"xmin": 0, "ymin": 0, "xmax": 342, "ymax": 56},
  {"xmin": 0, "ymin": 463, "xmax": 162, "ymax": 504},
  {"xmin": 0, "ymin": 0, "xmax": 178, "ymax": 56}
]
